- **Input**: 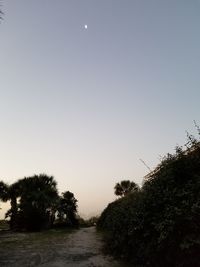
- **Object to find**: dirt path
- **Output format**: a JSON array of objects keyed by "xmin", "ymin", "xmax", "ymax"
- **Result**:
[{"xmin": 0, "ymin": 227, "xmax": 128, "ymax": 267}]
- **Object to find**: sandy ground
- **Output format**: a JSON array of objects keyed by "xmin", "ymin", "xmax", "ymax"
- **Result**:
[{"xmin": 0, "ymin": 227, "xmax": 128, "ymax": 267}]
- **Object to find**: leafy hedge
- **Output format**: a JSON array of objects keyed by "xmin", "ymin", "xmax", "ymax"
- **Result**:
[{"xmin": 97, "ymin": 138, "xmax": 200, "ymax": 267}]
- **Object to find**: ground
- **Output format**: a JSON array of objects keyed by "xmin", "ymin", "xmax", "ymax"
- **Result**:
[{"xmin": 0, "ymin": 227, "xmax": 129, "ymax": 267}]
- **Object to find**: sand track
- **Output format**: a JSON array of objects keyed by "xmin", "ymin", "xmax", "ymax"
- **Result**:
[{"xmin": 0, "ymin": 227, "xmax": 127, "ymax": 267}]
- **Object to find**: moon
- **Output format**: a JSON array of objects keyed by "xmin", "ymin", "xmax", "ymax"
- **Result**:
[{"xmin": 84, "ymin": 25, "xmax": 88, "ymax": 29}]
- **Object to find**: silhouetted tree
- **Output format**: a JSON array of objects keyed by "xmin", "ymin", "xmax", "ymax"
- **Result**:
[
  {"xmin": 0, "ymin": 181, "xmax": 8, "ymax": 209},
  {"xmin": 0, "ymin": 181, "xmax": 8, "ymax": 199},
  {"xmin": 114, "ymin": 180, "xmax": 139, "ymax": 197},
  {"xmin": 57, "ymin": 191, "xmax": 78, "ymax": 226},
  {"xmin": 6, "ymin": 174, "xmax": 59, "ymax": 231},
  {"xmin": 6, "ymin": 181, "xmax": 22, "ymax": 229}
]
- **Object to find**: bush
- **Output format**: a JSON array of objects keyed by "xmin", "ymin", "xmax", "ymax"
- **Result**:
[{"xmin": 98, "ymin": 138, "xmax": 200, "ymax": 267}]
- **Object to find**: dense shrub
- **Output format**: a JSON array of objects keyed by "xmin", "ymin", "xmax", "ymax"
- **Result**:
[{"xmin": 98, "ymin": 138, "xmax": 200, "ymax": 267}]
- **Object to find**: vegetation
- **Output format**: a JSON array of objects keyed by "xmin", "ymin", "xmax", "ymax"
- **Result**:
[
  {"xmin": 114, "ymin": 180, "xmax": 139, "ymax": 197},
  {"xmin": 85, "ymin": 216, "xmax": 99, "ymax": 226},
  {"xmin": 57, "ymin": 191, "xmax": 78, "ymax": 227},
  {"xmin": 0, "ymin": 219, "xmax": 9, "ymax": 230},
  {"xmin": 0, "ymin": 174, "xmax": 78, "ymax": 231},
  {"xmin": 5, "ymin": 175, "xmax": 57, "ymax": 231},
  {"xmin": 78, "ymin": 216, "xmax": 99, "ymax": 227},
  {"xmin": 98, "ymin": 134, "xmax": 200, "ymax": 267},
  {"xmin": 0, "ymin": 181, "xmax": 8, "ymax": 204}
]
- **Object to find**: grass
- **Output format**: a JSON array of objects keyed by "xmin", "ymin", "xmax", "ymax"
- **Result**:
[
  {"xmin": 0, "ymin": 227, "xmax": 73, "ymax": 249},
  {"xmin": 0, "ymin": 220, "xmax": 9, "ymax": 230}
]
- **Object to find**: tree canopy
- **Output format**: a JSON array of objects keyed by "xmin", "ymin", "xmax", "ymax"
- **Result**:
[
  {"xmin": 0, "ymin": 181, "xmax": 8, "ymax": 203},
  {"xmin": 3, "ymin": 174, "xmax": 78, "ymax": 231},
  {"xmin": 57, "ymin": 191, "xmax": 78, "ymax": 226},
  {"xmin": 114, "ymin": 180, "xmax": 139, "ymax": 197}
]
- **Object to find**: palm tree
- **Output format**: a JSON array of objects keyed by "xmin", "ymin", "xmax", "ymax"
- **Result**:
[
  {"xmin": 6, "ymin": 174, "xmax": 59, "ymax": 231},
  {"xmin": 21, "ymin": 174, "xmax": 59, "ymax": 230},
  {"xmin": 114, "ymin": 180, "xmax": 139, "ymax": 197},
  {"xmin": 6, "ymin": 181, "xmax": 22, "ymax": 229},
  {"xmin": 57, "ymin": 191, "xmax": 78, "ymax": 226},
  {"xmin": 0, "ymin": 181, "xmax": 8, "ymax": 204}
]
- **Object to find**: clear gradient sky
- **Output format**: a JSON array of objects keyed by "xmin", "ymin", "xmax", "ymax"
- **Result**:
[{"xmin": 0, "ymin": 0, "xmax": 200, "ymax": 218}]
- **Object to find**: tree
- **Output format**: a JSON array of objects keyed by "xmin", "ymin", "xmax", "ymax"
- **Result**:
[
  {"xmin": 0, "ymin": 181, "xmax": 8, "ymax": 209},
  {"xmin": 6, "ymin": 174, "xmax": 59, "ymax": 231},
  {"xmin": 57, "ymin": 191, "xmax": 78, "ymax": 226},
  {"xmin": 114, "ymin": 180, "xmax": 139, "ymax": 197},
  {"xmin": 0, "ymin": 181, "xmax": 8, "ymax": 200},
  {"xmin": 6, "ymin": 181, "xmax": 22, "ymax": 229}
]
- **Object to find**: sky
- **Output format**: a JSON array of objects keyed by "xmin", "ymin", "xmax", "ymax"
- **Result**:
[{"xmin": 0, "ymin": 0, "xmax": 200, "ymax": 218}]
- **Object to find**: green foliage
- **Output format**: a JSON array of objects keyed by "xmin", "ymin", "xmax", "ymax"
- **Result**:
[
  {"xmin": 97, "ymin": 191, "xmax": 144, "ymax": 262},
  {"xmin": 98, "ymin": 137, "xmax": 200, "ymax": 267},
  {"xmin": 114, "ymin": 180, "xmax": 139, "ymax": 197}
]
